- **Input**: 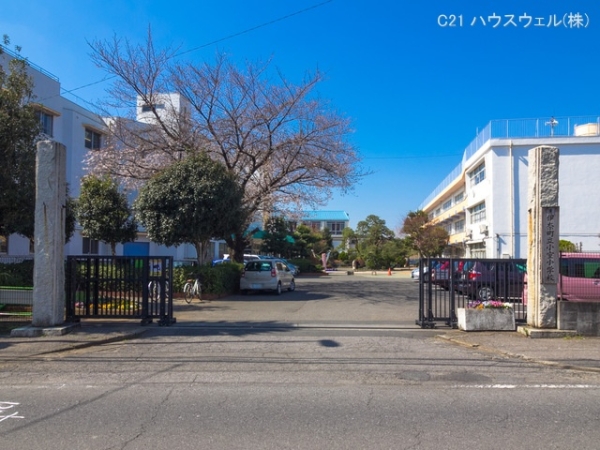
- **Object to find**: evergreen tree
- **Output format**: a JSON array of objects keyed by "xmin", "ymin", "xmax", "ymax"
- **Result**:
[
  {"xmin": 76, "ymin": 175, "xmax": 138, "ymax": 255},
  {"xmin": 134, "ymin": 154, "xmax": 244, "ymax": 264},
  {"xmin": 0, "ymin": 36, "xmax": 38, "ymax": 239}
]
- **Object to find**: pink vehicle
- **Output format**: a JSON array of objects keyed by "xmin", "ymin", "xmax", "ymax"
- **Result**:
[{"xmin": 558, "ymin": 253, "xmax": 600, "ymax": 302}]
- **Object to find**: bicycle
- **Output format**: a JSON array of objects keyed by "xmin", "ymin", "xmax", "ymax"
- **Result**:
[
  {"xmin": 183, "ymin": 276, "xmax": 202, "ymax": 304},
  {"xmin": 148, "ymin": 280, "xmax": 170, "ymax": 302}
]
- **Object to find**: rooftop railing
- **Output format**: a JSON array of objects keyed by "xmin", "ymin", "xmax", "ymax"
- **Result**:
[
  {"xmin": 420, "ymin": 115, "xmax": 600, "ymax": 209},
  {"xmin": 0, "ymin": 44, "xmax": 59, "ymax": 82}
]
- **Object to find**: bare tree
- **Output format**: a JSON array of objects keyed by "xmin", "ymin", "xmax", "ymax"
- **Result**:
[{"xmin": 86, "ymin": 30, "xmax": 364, "ymax": 261}]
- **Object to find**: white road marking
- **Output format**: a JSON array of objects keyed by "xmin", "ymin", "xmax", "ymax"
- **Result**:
[
  {"xmin": 0, "ymin": 402, "xmax": 24, "ymax": 422},
  {"xmin": 451, "ymin": 384, "xmax": 600, "ymax": 389}
]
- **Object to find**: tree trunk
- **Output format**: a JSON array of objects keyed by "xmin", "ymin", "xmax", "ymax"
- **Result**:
[{"xmin": 227, "ymin": 234, "xmax": 248, "ymax": 264}]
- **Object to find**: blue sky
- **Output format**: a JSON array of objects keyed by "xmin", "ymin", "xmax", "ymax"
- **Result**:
[{"xmin": 2, "ymin": 0, "xmax": 598, "ymax": 231}]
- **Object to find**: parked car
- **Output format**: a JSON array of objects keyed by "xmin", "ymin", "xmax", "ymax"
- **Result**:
[
  {"xmin": 457, "ymin": 260, "xmax": 526, "ymax": 301},
  {"xmin": 558, "ymin": 253, "xmax": 600, "ymax": 301},
  {"xmin": 430, "ymin": 260, "xmax": 450, "ymax": 288},
  {"xmin": 432, "ymin": 260, "xmax": 475, "ymax": 290},
  {"xmin": 240, "ymin": 259, "xmax": 296, "ymax": 295},
  {"xmin": 255, "ymin": 256, "xmax": 300, "ymax": 276},
  {"xmin": 215, "ymin": 254, "xmax": 261, "ymax": 266},
  {"xmin": 411, "ymin": 266, "xmax": 429, "ymax": 281},
  {"xmin": 279, "ymin": 259, "xmax": 300, "ymax": 276}
]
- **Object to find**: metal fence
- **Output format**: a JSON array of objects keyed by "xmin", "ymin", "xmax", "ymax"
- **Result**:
[
  {"xmin": 416, "ymin": 258, "xmax": 528, "ymax": 328},
  {"xmin": 66, "ymin": 255, "xmax": 175, "ymax": 325},
  {"xmin": 0, "ymin": 257, "xmax": 34, "ymax": 323},
  {"xmin": 1, "ymin": 255, "xmax": 176, "ymax": 325}
]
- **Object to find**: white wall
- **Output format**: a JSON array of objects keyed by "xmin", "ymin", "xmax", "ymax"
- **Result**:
[{"xmin": 487, "ymin": 139, "xmax": 600, "ymax": 258}]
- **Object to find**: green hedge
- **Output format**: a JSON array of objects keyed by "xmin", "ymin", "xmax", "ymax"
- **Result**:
[
  {"xmin": 0, "ymin": 261, "xmax": 34, "ymax": 287},
  {"xmin": 0, "ymin": 258, "xmax": 245, "ymax": 296},
  {"xmin": 173, "ymin": 262, "xmax": 244, "ymax": 295},
  {"xmin": 289, "ymin": 258, "xmax": 321, "ymax": 273}
]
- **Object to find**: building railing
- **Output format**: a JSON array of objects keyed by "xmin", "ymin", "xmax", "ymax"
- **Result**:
[
  {"xmin": 0, "ymin": 44, "xmax": 60, "ymax": 82},
  {"xmin": 420, "ymin": 115, "xmax": 600, "ymax": 209}
]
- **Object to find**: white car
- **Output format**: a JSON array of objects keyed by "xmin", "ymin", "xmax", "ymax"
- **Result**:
[
  {"xmin": 240, "ymin": 259, "xmax": 296, "ymax": 295},
  {"xmin": 411, "ymin": 266, "xmax": 429, "ymax": 281}
]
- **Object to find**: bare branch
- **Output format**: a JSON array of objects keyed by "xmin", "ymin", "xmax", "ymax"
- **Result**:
[{"xmin": 85, "ymin": 31, "xmax": 366, "ymax": 247}]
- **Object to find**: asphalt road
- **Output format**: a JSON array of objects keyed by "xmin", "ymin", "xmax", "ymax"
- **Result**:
[
  {"xmin": 2, "ymin": 275, "xmax": 600, "ymax": 449},
  {"xmin": 172, "ymin": 272, "xmax": 421, "ymax": 327}
]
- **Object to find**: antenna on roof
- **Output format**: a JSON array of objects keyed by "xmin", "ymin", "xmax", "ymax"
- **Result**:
[{"xmin": 545, "ymin": 117, "xmax": 558, "ymax": 136}]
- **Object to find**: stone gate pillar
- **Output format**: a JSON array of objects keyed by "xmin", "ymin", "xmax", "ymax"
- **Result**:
[
  {"xmin": 527, "ymin": 146, "xmax": 559, "ymax": 328},
  {"xmin": 32, "ymin": 140, "xmax": 67, "ymax": 327}
]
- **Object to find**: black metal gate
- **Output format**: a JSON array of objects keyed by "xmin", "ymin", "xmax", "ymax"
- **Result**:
[
  {"xmin": 66, "ymin": 255, "xmax": 175, "ymax": 325},
  {"xmin": 416, "ymin": 258, "xmax": 527, "ymax": 328}
]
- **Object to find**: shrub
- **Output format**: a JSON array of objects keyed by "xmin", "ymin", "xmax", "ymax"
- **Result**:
[
  {"xmin": 289, "ymin": 258, "xmax": 313, "ymax": 273},
  {"xmin": 174, "ymin": 262, "xmax": 244, "ymax": 295},
  {"xmin": 0, "ymin": 260, "xmax": 34, "ymax": 286}
]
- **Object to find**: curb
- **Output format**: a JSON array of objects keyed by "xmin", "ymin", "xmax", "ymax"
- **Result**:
[{"xmin": 436, "ymin": 334, "xmax": 600, "ymax": 374}]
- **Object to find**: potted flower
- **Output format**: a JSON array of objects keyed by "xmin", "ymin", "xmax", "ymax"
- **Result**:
[{"xmin": 457, "ymin": 300, "xmax": 516, "ymax": 331}]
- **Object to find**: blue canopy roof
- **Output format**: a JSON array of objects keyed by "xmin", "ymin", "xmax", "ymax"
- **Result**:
[{"xmin": 300, "ymin": 211, "xmax": 350, "ymax": 221}]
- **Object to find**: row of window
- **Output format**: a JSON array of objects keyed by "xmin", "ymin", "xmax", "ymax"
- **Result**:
[
  {"xmin": 427, "ymin": 161, "xmax": 487, "ymax": 239},
  {"xmin": 435, "ymin": 201, "xmax": 485, "ymax": 238},
  {"xmin": 469, "ymin": 161, "xmax": 485, "ymax": 186},
  {"xmin": 327, "ymin": 222, "xmax": 345, "ymax": 235},
  {"xmin": 430, "ymin": 191, "xmax": 466, "ymax": 220},
  {"xmin": 291, "ymin": 221, "xmax": 346, "ymax": 236},
  {"xmin": 469, "ymin": 202, "xmax": 486, "ymax": 224},
  {"xmin": 0, "ymin": 236, "xmax": 99, "ymax": 255},
  {"xmin": 443, "ymin": 219, "xmax": 465, "ymax": 236},
  {"xmin": 34, "ymin": 110, "xmax": 102, "ymax": 149}
]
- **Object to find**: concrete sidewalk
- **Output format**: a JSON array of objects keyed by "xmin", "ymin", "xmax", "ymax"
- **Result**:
[
  {"xmin": 1, "ymin": 269, "xmax": 598, "ymax": 372},
  {"xmin": 438, "ymin": 329, "xmax": 600, "ymax": 372},
  {"xmin": 1, "ymin": 317, "xmax": 599, "ymax": 373}
]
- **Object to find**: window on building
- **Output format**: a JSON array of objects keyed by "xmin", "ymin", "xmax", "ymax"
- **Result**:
[
  {"xmin": 0, "ymin": 235, "xmax": 7, "ymax": 253},
  {"xmin": 434, "ymin": 207, "xmax": 441, "ymax": 217},
  {"xmin": 469, "ymin": 162, "xmax": 485, "ymax": 186},
  {"xmin": 35, "ymin": 110, "xmax": 54, "ymax": 137},
  {"xmin": 327, "ymin": 222, "xmax": 345, "ymax": 236},
  {"xmin": 444, "ymin": 224, "xmax": 452, "ymax": 234},
  {"xmin": 469, "ymin": 243, "xmax": 486, "ymax": 258},
  {"xmin": 454, "ymin": 219, "xmax": 465, "ymax": 233},
  {"xmin": 82, "ymin": 237, "xmax": 99, "ymax": 254},
  {"xmin": 141, "ymin": 103, "xmax": 165, "ymax": 112},
  {"xmin": 303, "ymin": 221, "xmax": 321, "ymax": 232},
  {"xmin": 469, "ymin": 202, "xmax": 486, "ymax": 224},
  {"xmin": 442, "ymin": 199, "xmax": 452, "ymax": 211},
  {"xmin": 454, "ymin": 192, "xmax": 464, "ymax": 203},
  {"xmin": 84, "ymin": 128, "xmax": 102, "ymax": 150}
]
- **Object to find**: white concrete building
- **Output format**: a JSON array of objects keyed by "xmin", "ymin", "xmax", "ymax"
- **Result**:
[
  {"xmin": 1, "ymin": 49, "xmax": 344, "ymax": 263},
  {"xmin": 1, "ymin": 46, "xmax": 107, "ymax": 257},
  {"xmin": 419, "ymin": 116, "xmax": 600, "ymax": 258},
  {"xmin": 0, "ymin": 48, "xmax": 221, "ymax": 261}
]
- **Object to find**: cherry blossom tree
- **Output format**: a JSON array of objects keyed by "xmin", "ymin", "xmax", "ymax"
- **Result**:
[{"xmin": 86, "ymin": 31, "xmax": 364, "ymax": 261}]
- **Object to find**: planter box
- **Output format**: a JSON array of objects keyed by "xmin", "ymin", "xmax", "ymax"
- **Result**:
[{"xmin": 457, "ymin": 307, "xmax": 516, "ymax": 331}]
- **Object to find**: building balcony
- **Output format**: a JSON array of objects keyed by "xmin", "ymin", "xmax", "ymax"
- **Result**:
[
  {"xmin": 448, "ymin": 231, "xmax": 468, "ymax": 245},
  {"xmin": 429, "ymin": 200, "xmax": 466, "ymax": 226}
]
